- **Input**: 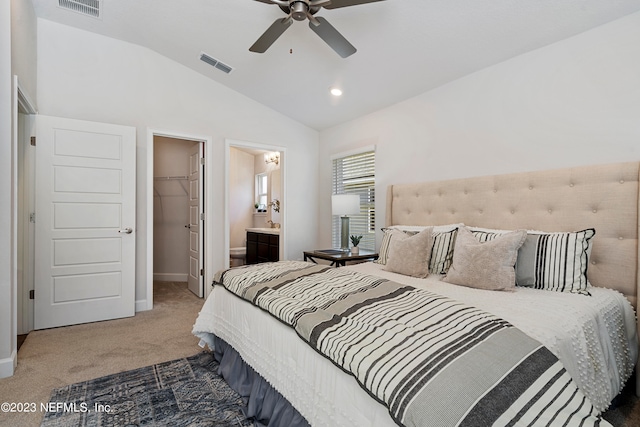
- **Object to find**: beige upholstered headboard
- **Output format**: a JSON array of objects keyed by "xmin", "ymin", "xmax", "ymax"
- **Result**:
[{"xmin": 385, "ymin": 162, "xmax": 640, "ymax": 309}]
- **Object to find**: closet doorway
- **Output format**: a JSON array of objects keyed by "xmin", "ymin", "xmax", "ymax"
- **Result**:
[{"xmin": 153, "ymin": 136, "xmax": 204, "ymax": 298}]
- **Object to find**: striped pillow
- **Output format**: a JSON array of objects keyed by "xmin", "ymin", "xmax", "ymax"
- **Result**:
[
  {"xmin": 429, "ymin": 229, "xmax": 459, "ymax": 274},
  {"xmin": 375, "ymin": 228, "xmax": 415, "ymax": 265},
  {"xmin": 516, "ymin": 229, "xmax": 596, "ymax": 295},
  {"xmin": 470, "ymin": 226, "xmax": 596, "ymax": 295},
  {"xmin": 469, "ymin": 226, "xmax": 512, "ymax": 242}
]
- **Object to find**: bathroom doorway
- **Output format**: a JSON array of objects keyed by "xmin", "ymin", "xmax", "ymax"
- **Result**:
[{"xmin": 226, "ymin": 140, "xmax": 285, "ymax": 271}]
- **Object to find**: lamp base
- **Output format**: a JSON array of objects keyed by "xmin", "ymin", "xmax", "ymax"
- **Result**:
[{"xmin": 340, "ymin": 216, "xmax": 350, "ymax": 252}]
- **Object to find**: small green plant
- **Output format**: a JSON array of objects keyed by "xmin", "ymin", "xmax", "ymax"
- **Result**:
[{"xmin": 350, "ymin": 235, "xmax": 363, "ymax": 247}]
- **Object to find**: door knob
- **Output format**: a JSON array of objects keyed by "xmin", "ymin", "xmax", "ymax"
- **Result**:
[
  {"xmin": 185, "ymin": 224, "xmax": 191, "ymax": 229},
  {"xmin": 119, "ymin": 227, "xmax": 133, "ymax": 234}
]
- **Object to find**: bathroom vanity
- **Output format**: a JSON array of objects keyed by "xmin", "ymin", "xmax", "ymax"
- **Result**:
[{"xmin": 246, "ymin": 228, "xmax": 280, "ymax": 265}]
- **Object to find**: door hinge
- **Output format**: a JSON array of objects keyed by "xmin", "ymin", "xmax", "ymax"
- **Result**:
[
  {"xmin": 29, "ymin": 213, "xmax": 36, "ymax": 223},
  {"xmin": 29, "ymin": 290, "xmax": 34, "ymax": 300},
  {"xmin": 30, "ymin": 136, "xmax": 36, "ymax": 146},
  {"xmin": 200, "ymin": 268, "xmax": 204, "ymax": 276},
  {"xmin": 200, "ymin": 212, "xmax": 205, "ymax": 221},
  {"xmin": 200, "ymin": 157, "xmax": 205, "ymax": 165}
]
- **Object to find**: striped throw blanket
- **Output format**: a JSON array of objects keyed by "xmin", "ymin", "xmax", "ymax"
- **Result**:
[{"xmin": 215, "ymin": 261, "xmax": 609, "ymax": 427}]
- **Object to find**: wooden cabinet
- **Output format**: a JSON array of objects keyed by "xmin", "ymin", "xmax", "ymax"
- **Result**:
[{"xmin": 246, "ymin": 231, "xmax": 279, "ymax": 264}]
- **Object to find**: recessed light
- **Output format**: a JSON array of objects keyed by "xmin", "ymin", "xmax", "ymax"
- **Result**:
[{"xmin": 330, "ymin": 87, "xmax": 343, "ymax": 97}]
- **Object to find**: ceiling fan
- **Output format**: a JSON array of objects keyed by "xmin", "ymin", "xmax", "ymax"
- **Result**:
[{"xmin": 250, "ymin": 0, "xmax": 385, "ymax": 58}]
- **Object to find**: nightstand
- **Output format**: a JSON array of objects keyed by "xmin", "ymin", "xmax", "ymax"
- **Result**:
[{"xmin": 303, "ymin": 249, "xmax": 378, "ymax": 267}]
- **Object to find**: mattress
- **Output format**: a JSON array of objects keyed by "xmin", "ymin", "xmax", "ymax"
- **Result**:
[{"xmin": 193, "ymin": 262, "xmax": 637, "ymax": 425}]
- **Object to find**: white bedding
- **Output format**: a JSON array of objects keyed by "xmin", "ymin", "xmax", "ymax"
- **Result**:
[
  {"xmin": 351, "ymin": 263, "xmax": 638, "ymax": 412},
  {"xmin": 193, "ymin": 262, "xmax": 638, "ymax": 425},
  {"xmin": 194, "ymin": 277, "xmax": 398, "ymax": 427}
]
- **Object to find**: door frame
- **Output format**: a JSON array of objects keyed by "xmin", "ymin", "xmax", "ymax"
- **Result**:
[
  {"xmin": 224, "ymin": 139, "xmax": 287, "ymax": 298},
  {"xmin": 146, "ymin": 129, "xmax": 212, "ymax": 309},
  {"xmin": 16, "ymin": 79, "xmax": 37, "ymax": 335}
]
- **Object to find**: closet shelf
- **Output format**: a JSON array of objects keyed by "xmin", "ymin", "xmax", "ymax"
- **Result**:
[
  {"xmin": 153, "ymin": 175, "xmax": 189, "ymax": 206},
  {"xmin": 154, "ymin": 175, "xmax": 189, "ymax": 181}
]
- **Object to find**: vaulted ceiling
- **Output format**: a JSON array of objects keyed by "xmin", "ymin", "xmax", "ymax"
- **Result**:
[{"xmin": 31, "ymin": 0, "xmax": 640, "ymax": 130}]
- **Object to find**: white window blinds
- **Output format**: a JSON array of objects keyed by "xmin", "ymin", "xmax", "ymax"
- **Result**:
[{"xmin": 332, "ymin": 149, "xmax": 376, "ymax": 251}]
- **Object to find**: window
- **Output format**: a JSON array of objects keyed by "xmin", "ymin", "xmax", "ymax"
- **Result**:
[
  {"xmin": 256, "ymin": 173, "xmax": 268, "ymax": 210},
  {"xmin": 332, "ymin": 149, "xmax": 375, "ymax": 251}
]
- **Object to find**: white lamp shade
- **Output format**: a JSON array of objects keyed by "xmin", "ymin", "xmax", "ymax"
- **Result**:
[{"xmin": 332, "ymin": 194, "xmax": 360, "ymax": 216}]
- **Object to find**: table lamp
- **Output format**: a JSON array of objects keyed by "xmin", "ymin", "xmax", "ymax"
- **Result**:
[{"xmin": 332, "ymin": 194, "xmax": 360, "ymax": 252}]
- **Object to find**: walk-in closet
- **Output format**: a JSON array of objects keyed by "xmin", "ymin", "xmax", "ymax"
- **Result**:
[{"xmin": 153, "ymin": 136, "xmax": 203, "ymax": 296}]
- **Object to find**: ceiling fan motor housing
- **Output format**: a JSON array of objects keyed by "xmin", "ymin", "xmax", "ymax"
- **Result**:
[{"xmin": 290, "ymin": 0, "xmax": 310, "ymax": 20}]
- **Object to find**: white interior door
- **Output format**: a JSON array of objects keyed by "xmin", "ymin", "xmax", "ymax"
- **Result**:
[
  {"xmin": 188, "ymin": 143, "xmax": 203, "ymax": 297},
  {"xmin": 34, "ymin": 115, "xmax": 136, "ymax": 329}
]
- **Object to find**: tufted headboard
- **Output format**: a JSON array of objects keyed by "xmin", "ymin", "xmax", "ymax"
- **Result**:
[{"xmin": 385, "ymin": 161, "xmax": 640, "ymax": 309}]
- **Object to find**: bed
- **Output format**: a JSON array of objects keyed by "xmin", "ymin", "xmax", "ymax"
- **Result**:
[{"xmin": 193, "ymin": 161, "xmax": 639, "ymax": 427}]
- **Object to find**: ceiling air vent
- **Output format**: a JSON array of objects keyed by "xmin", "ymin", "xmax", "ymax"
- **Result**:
[
  {"xmin": 199, "ymin": 52, "xmax": 233, "ymax": 74},
  {"xmin": 58, "ymin": 0, "xmax": 101, "ymax": 18}
]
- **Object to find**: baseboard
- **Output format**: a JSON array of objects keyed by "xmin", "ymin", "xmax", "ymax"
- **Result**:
[
  {"xmin": 0, "ymin": 350, "xmax": 17, "ymax": 378},
  {"xmin": 153, "ymin": 273, "xmax": 188, "ymax": 282},
  {"xmin": 135, "ymin": 299, "xmax": 150, "ymax": 313}
]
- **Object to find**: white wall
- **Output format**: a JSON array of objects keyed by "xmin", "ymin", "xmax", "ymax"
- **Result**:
[
  {"xmin": 317, "ymin": 11, "xmax": 640, "ymax": 248},
  {"xmin": 1, "ymin": 0, "xmax": 37, "ymax": 379},
  {"xmin": 0, "ymin": 0, "xmax": 16, "ymax": 379},
  {"xmin": 10, "ymin": 0, "xmax": 37, "ymax": 105},
  {"xmin": 36, "ymin": 19, "xmax": 320, "ymax": 307},
  {"xmin": 268, "ymin": 168, "xmax": 282, "ymax": 226},
  {"xmin": 229, "ymin": 147, "xmax": 255, "ymax": 248}
]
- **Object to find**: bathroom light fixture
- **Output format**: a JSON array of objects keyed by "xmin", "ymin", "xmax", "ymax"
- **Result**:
[
  {"xmin": 264, "ymin": 152, "xmax": 280, "ymax": 165},
  {"xmin": 330, "ymin": 87, "xmax": 343, "ymax": 97}
]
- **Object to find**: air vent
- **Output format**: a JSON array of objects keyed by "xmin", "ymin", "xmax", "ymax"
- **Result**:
[
  {"xmin": 199, "ymin": 52, "xmax": 233, "ymax": 74},
  {"xmin": 58, "ymin": 0, "xmax": 101, "ymax": 18}
]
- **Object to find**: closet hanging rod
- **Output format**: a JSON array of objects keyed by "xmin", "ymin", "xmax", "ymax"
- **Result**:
[{"xmin": 153, "ymin": 175, "xmax": 189, "ymax": 181}]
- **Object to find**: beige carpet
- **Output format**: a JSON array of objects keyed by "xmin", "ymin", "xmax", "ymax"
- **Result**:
[{"xmin": 0, "ymin": 282, "xmax": 204, "ymax": 427}]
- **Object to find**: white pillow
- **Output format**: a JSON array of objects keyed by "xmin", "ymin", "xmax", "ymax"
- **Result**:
[
  {"xmin": 384, "ymin": 228, "xmax": 433, "ymax": 278},
  {"xmin": 444, "ymin": 226, "xmax": 527, "ymax": 291},
  {"xmin": 377, "ymin": 224, "xmax": 462, "ymax": 274}
]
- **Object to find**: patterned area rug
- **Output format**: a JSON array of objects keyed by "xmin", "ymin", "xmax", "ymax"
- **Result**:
[{"xmin": 40, "ymin": 352, "xmax": 253, "ymax": 427}]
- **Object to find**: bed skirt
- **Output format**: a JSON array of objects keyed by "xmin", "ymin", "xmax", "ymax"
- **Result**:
[{"xmin": 211, "ymin": 335, "xmax": 310, "ymax": 427}]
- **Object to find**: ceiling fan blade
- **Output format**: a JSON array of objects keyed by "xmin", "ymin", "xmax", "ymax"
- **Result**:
[
  {"xmin": 323, "ymin": 0, "xmax": 385, "ymax": 9},
  {"xmin": 253, "ymin": 0, "xmax": 291, "ymax": 8},
  {"xmin": 249, "ymin": 17, "xmax": 293, "ymax": 53},
  {"xmin": 309, "ymin": 0, "xmax": 332, "ymax": 7},
  {"xmin": 308, "ymin": 16, "xmax": 356, "ymax": 58}
]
